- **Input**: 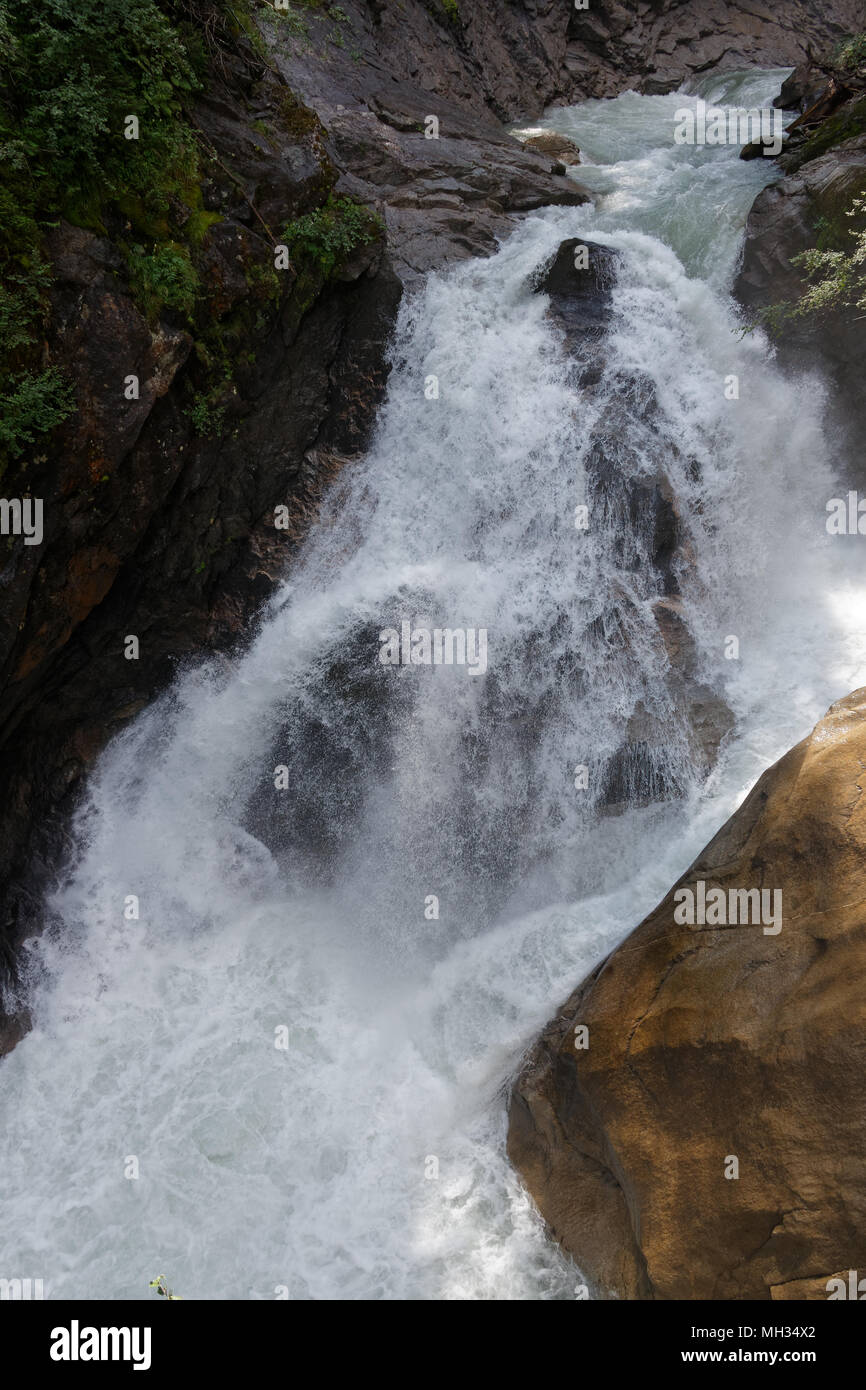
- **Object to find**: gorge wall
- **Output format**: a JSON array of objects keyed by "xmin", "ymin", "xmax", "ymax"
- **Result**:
[{"xmin": 735, "ymin": 58, "xmax": 866, "ymax": 462}]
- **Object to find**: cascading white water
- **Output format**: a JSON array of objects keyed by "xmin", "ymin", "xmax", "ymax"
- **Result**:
[{"xmin": 4, "ymin": 70, "xmax": 866, "ymax": 1301}]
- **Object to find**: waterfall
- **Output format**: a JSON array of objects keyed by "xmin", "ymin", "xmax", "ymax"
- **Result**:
[{"xmin": 3, "ymin": 70, "xmax": 866, "ymax": 1300}]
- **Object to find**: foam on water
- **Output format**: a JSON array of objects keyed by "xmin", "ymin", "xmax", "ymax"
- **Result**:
[{"xmin": 3, "ymin": 71, "xmax": 866, "ymax": 1300}]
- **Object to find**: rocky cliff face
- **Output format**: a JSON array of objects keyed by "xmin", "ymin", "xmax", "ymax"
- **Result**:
[
  {"xmin": 508, "ymin": 689, "xmax": 866, "ymax": 1300},
  {"xmin": 276, "ymin": 0, "xmax": 865, "ymax": 114},
  {"xmin": 735, "ymin": 60, "xmax": 866, "ymax": 463}
]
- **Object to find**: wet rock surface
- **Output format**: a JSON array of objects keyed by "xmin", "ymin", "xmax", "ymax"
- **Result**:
[
  {"xmin": 735, "ymin": 118, "xmax": 866, "ymax": 468},
  {"xmin": 517, "ymin": 131, "xmax": 582, "ymax": 167},
  {"xmin": 508, "ymin": 689, "xmax": 866, "ymax": 1299},
  {"xmin": 535, "ymin": 239, "xmax": 734, "ymax": 803}
]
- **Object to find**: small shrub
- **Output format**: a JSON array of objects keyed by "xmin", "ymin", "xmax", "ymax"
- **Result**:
[
  {"xmin": 186, "ymin": 391, "xmax": 227, "ymax": 436},
  {"xmin": 753, "ymin": 192, "xmax": 866, "ymax": 335},
  {"xmin": 149, "ymin": 1274, "xmax": 182, "ymax": 1300},
  {"xmin": 0, "ymin": 368, "xmax": 76, "ymax": 460},
  {"xmin": 127, "ymin": 242, "xmax": 199, "ymax": 321},
  {"xmin": 832, "ymin": 34, "xmax": 866, "ymax": 72},
  {"xmin": 282, "ymin": 196, "xmax": 382, "ymax": 278}
]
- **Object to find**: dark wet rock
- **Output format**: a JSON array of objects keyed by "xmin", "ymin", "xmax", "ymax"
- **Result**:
[
  {"xmin": 561, "ymin": 0, "xmax": 863, "ymax": 102},
  {"xmin": 535, "ymin": 240, "xmax": 734, "ymax": 803},
  {"xmin": 779, "ymin": 90, "xmax": 866, "ymax": 174},
  {"xmin": 734, "ymin": 130, "xmax": 866, "ymax": 471},
  {"xmin": 739, "ymin": 137, "xmax": 780, "ymax": 160},
  {"xmin": 0, "ymin": 1005, "xmax": 31, "ymax": 1061},
  {"xmin": 532, "ymin": 239, "xmax": 619, "ymax": 345},
  {"xmin": 774, "ymin": 60, "xmax": 835, "ymax": 113}
]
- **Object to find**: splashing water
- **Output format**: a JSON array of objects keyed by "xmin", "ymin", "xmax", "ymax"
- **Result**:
[{"xmin": 3, "ymin": 71, "xmax": 866, "ymax": 1300}]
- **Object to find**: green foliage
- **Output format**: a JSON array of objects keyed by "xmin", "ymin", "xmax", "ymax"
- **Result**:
[
  {"xmin": 149, "ymin": 1274, "xmax": 182, "ymax": 1300},
  {"xmin": 127, "ymin": 242, "xmax": 199, "ymax": 321},
  {"xmin": 832, "ymin": 33, "xmax": 866, "ymax": 72},
  {"xmin": 0, "ymin": 0, "xmax": 214, "ymax": 458},
  {"xmin": 0, "ymin": 0, "xmax": 201, "ymax": 204},
  {"xmin": 282, "ymin": 196, "xmax": 382, "ymax": 278},
  {"xmin": 186, "ymin": 390, "xmax": 227, "ymax": 436},
  {"xmin": 755, "ymin": 193, "xmax": 866, "ymax": 335},
  {"xmin": 0, "ymin": 0, "xmax": 338, "ymax": 464},
  {"xmin": 0, "ymin": 368, "xmax": 76, "ymax": 460},
  {"xmin": 265, "ymin": 3, "xmax": 311, "ymax": 39},
  {"xmin": 442, "ymin": 0, "xmax": 459, "ymax": 21}
]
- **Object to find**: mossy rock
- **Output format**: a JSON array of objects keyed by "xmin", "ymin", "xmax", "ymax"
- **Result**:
[{"xmin": 782, "ymin": 93, "xmax": 866, "ymax": 173}]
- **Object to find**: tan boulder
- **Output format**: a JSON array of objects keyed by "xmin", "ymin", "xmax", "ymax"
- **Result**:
[
  {"xmin": 508, "ymin": 689, "xmax": 866, "ymax": 1299},
  {"xmin": 518, "ymin": 131, "xmax": 582, "ymax": 165}
]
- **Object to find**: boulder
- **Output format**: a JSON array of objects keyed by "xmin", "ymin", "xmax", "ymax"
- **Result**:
[
  {"xmin": 533, "ymin": 240, "xmax": 734, "ymax": 804},
  {"xmin": 508, "ymin": 689, "xmax": 866, "ymax": 1299},
  {"xmin": 774, "ymin": 61, "xmax": 833, "ymax": 113},
  {"xmin": 518, "ymin": 131, "xmax": 581, "ymax": 165},
  {"xmin": 532, "ymin": 238, "xmax": 618, "ymax": 344},
  {"xmin": 734, "ymin": 127, "xmax": 866, "ymax": 474}
]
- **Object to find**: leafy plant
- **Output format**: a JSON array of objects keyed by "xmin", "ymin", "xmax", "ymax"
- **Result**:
[
  {"xmin": 832, "ymin": 33, "xmax": 866, "ymax": 72},
  {"xmin": 0, "ymin": 368, "xmax": 76, "ymax": 461},
  {"xmin": 186, "ymin": 390, "xmax": 227, "ymax": 436},
  {"xmin": 753, "ymin": 193, "xmax": 866, "ymax": 334},
  {"xmin": 127, "ymin": 242, "xmax": 200, "ymax": 321},
  {"xmin": 149, "ymin": 1274, "xmax": 182, "ymax": 1300},
  {"xmin": 0, "ymin": 0, "xmax": 201, "ymax": 203},
  {"xmin": 282, "ymin": 195, "xmax": 382, "ymax": 278}
]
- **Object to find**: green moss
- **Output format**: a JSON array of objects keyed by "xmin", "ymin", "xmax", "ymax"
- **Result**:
[
  {"xmin": 185, "ymin": 209, "xmax": 223, "ymax": 245},
  {"xmin": 278, "ymin": 88, "xmax": 325, "ymax": 141},
  {"xmin": 785, "ymin": 93, "xmax": 866, "ymax": 172}
]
